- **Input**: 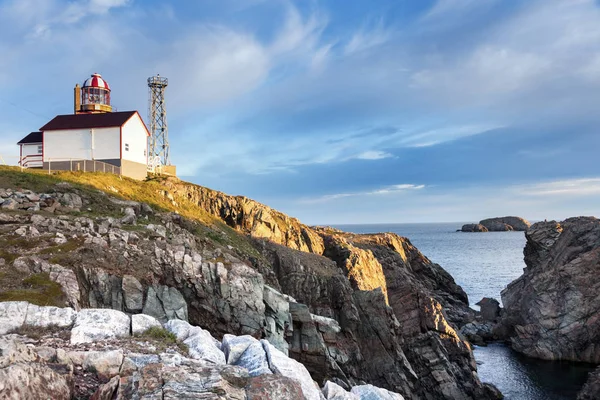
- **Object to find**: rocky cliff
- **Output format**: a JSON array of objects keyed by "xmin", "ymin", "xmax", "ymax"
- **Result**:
[
  {"xmin": 501, "ymin": 217, "xmax": 600, "ymax": 362},
  {"xmin": 0, "ymin": 168, "xmax": 500, "ymax": 399}
]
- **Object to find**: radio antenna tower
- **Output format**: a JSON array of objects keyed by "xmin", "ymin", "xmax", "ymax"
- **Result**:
[{"xmin": 147, "ymin": 75, "xmax": 170, "ymax": 166}]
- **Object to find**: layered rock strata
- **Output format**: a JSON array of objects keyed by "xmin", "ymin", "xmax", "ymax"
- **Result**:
[{"xmin": 501, "ymin": 217, "xmax": 600, "ymax": 362}]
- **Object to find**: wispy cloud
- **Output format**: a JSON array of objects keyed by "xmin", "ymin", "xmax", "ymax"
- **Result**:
[
  {"xmin": 513, "ymin": 178, "xmax": 600, "ymax": 197},
  {"xmin": 299, "ymin": 184, "xmax": 425, "ymax": 204}
]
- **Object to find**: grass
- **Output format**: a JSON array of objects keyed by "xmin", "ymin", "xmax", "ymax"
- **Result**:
[
  {"xmin": 0, "ymin": 271, "xmax": 67, "ymax": 307},
  {"xmin": 0, "ymin": 166, "xmax": 264, "ymax": 261},
  {"xmin": 134, "ymin": 326, "xmax": 189, "ymax": 354},
  {"xmin": 10, "ymin": 324, "xmax": 71, "ymax": 341}
]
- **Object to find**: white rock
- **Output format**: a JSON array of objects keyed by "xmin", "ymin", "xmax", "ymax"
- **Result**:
[
  {"xmin": 131, "ymin": 314, "xmax": 162, "ymax": 335},
  {"xmin": 262, "ymin": 340, "xmax": 322, "ymax": 400},
  {"xmin": 25, "ymin": 304, "xmax": 76, "ymax": 328},
  {"xmin": 236, "ymin": 340, "xmax": 272, "ymax": 377},
  {"xmin": 222, "ymin": 334, "xmax": 255, "ymax": 364},
  {"xmin": 70, "ymin": 309, "xmax": 131, "ymax": 344},
  {"xmin": 0, "ymin": 302, "xmax": 28, "ymax": 335},
  {"xmin": 164, "ymin": 319, "xmax": 224, "ymax": 365},
  {"xmin": 82, "ymin": 350, "xmax": 124, "ymax": 378},
  {"xmin": 350, "ymin": 385, "xmax": 405, "ymax": 400},
  {"xmin": 323, "ymin": 381, "xmax": 360, "ymax": 400}
]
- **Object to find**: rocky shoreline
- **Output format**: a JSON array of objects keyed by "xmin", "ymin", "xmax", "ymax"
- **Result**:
[{"xmin": 0, "ymin": 172, "xmax": 501, "ymax": 400}]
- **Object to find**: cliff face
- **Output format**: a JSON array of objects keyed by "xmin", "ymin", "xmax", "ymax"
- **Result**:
[
  {"xmin": 0, "ymin": 171, "xmax": 500, "ymax": 400},
  {"xmin": 501, "ymin": 217, "xmax": 600, "ymax": 362},
  {"xmin": 162, "ymin": 178, "xmax": 499, "ymax": 400}
]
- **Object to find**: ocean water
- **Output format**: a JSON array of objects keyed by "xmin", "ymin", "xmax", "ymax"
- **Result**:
[{"xmin": 334, "ymin": 223, "xmax": 594, "ymax": 400}]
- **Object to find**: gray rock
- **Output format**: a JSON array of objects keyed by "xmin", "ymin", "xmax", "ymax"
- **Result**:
[
  {"xmin": 122, "ymin": 275, "xmax": 144, "ymax": 312},
  {"xmin": 71, "ymin": 309, "xmax": 131, "ymax": 344},
  {"xmin": 480, "ymin": 216, "xmax": 530, "ymax": 231},
  {"xmin": 61, "ymin": 193, "xmax": 83, "ymax": 209},
  {"xmin": 237, "ymin": 341, "xmax": 272, "ymax": 377},
  {"xmin": 142, "ymin": 286, "xmax": 188, "ymax": 323},
  {"xmin": 164, "ymin": 319, "xmax": 225, "ymax": 365},
  {"xmin": 246, "ymin": 374, "xmax": 305, "ymax": 400},
  {"xmin": 0, "ymin": 198, "xmax": 18, "ymax": 210},
  {"xmin": 120, "ymin": 207, "xmax": 137, "ymax": 225},
  {"xmin": 0, "ymin": 363, "xmax": 72, "ymax": 399},
  {"xmin": 82, "ymin": 350, "xmax": 124, "ymax": 378},
  {"xmin": 460, "ymin": 224, "xmax": 488, "ymax": 232},
  {"xmin": 132, "ymin": 314, "xmax": 162, "ymax": 335},
  {"xmin": 262, "ymin": 340, "xmax": 322, "ymax": 400},
  {"xmin": 24, "ymin": 304, "xmax": 77, "ymax": 328},
  {"xmin": 350, "ymin": 384, "xmax": 405, "ymax": 400},
  {"xmin": 0, "ymin": 301, "xmax": 28, "ymax": 335},
  {"xmin": 501, "ymin": 217, "xmax": 600, "ymax": 362},
  {"xmin": 476, "ymin": 298, "xmax": 501, "ymax": 322},
  {"xmin": 323, "ymin": 381, "xmax": 359, "ymax": 400}
]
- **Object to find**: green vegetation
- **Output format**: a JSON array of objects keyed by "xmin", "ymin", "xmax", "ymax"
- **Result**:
[
  {"xmin": 134, "ymin": 326, "xmax": 189, "ymax": 354},
  {"xmin": 0, "ymin": 166, "xmax": 263, "ymax": 261},
  {"xmin": 0, "ymin": 271, "xmax": 67, "ymax": 307}
]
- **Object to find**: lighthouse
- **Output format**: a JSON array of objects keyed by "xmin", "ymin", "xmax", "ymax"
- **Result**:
[
  {"xmin": 17, "ymin": 72, "xmax": 151, "ymax": 180},
  {"xmin": 74, "ymin": 73, "xmax": 112, "ymax": 114}
]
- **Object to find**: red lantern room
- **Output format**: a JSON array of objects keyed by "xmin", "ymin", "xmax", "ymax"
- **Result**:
[{"xmin": 74, "ymin": 73, "xmax": 112, "ymax": 114}]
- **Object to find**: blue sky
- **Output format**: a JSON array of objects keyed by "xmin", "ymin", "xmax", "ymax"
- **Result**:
[{"xmin": 1, "ymin": 0, "xmax": 600, "ymax": 224}]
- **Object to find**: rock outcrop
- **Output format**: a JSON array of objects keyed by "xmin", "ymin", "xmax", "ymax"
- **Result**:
[
  {"xmin": 0, "ymin": 301, "xmax": 405, "ymax": 400},
  {"xmin": 461, "ymin": 216, "xmax": 530, "ymax": 232},
  {"xmin": 460, "ymin": 224, "xmax": 488, "ymax": 233},
  {"xmin": 501, "ymin": 217, "xmax": 600, "ymax": 362},
  {"xmin": 0, "ymin": 176, "xmax": 500, "ymax": 400},
  {"xmin": 578, "ymin": 366, "xmax": 600, "ymax": 400}
]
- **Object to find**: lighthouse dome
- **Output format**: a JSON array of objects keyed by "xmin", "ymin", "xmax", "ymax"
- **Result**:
[{"xmin": 82, "ymin": 73, "xmax": 110, "ymax": 90}]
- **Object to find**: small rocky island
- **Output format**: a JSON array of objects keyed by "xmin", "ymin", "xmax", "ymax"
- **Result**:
[{"xmin": 460, "ymin": 216, "xmax": 531, "ymax": 232}]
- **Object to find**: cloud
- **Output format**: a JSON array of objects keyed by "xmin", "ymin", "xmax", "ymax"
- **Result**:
[
  {"xmin": 356, "ymin": 150, "xmax": 393, "ymax": 160},
  {"xmin": 299, "ymin": 183, "xmax": 425, "ymax": 204},
  {"xmin": 344, "ymin": 21, "xmax": 392, "ymax": 55},
  {"xmin": 513, "ymin": 178, "xmax": 600, "ymax": 197}
]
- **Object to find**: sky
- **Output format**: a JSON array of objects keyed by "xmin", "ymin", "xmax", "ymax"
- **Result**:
[{"xmin": 1, "ymin": 0, "xmax": 600, "ymax": 224}]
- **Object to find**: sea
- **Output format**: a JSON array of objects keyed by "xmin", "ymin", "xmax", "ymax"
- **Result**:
[{"xmin": 334, "ymin": 223, "xmax": 595, "ymax": 400}]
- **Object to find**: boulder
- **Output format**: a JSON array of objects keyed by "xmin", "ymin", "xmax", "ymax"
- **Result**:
[
  {"xmin": 131, "ymin": 314, "xmax": 162, "ymax": 335},
  {"xmin": 246, "ymin": 374, "xmax": 305, "ymax": 400},
  {"xmin": 0, "ymin": 301, "xmax": 28, "ymax": 335},
  {"xmin": 262, "ymin": 340, "xmax": 322, "ymax": 400},
  {"xmin": 578, "ymin": 366, "xmax": 600, "ymax": 400},
  {"xmin": 461, "ymin": 224, "xmax": 488, "ymax": 233},
  {"xmin": 82, "ymin": 350, "xmax": 124, "ymax": 379},
  {"xmin": 164, "ymin": 319, "xmax": 225, "ymax": 365},
  {"xmin": 501, "ymin": 217, "xmax": 600, "ymax": 362},
  {"xmin": 322, "ymin": 381, "xmax": 359, "ymax": 400},
  {"xmin": 25, "ymin": 304, "xmax": 77, "ymax": 328},
  {"xmin": 235, "ymin": 340, "xmax": 272, "ymax": 377},
  {"xmin": 122, "ymin": 275, "xmax": 144, "ymax": 312},
  {"xmin": 71, "ymin": 309, "xmax": 131, "ymax": 344},
  {"xmin": 0, "ymin": 363, "xmax": 72, "ymax": 400},
  {"xmin": 350, "ymin": 384, "xmax": 405, "ymax": 400},
  {"xmin": 476, "ymin": 298, "xmax": 501, "ymax": 322},
  {"xmin": 0, "ymin": 198, "xmax": 18, "ymax": 210}
]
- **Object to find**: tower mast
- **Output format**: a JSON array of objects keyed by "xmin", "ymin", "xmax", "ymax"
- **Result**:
[{"xmin": 147, "ymin": 75, "xmax": 170, "ymax": 166}]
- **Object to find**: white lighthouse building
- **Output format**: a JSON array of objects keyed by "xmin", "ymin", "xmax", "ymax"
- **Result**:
[{"xmin": 17, "ymin": 73, "xmax": 150, "ymax": 180}]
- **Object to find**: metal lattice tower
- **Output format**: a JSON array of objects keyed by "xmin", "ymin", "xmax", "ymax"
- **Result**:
[{"xmin": 147, "ymin": 75, "xmax": 170, "ymax": 166}]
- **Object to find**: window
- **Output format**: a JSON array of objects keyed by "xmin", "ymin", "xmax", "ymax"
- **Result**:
[
  {"xmin": 37, "ymin": 145, "xmax": 42, "ymax": 154},
  {"xmin": 125, "ymin": 143, "xmax": 129, "ymax": 151}
]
